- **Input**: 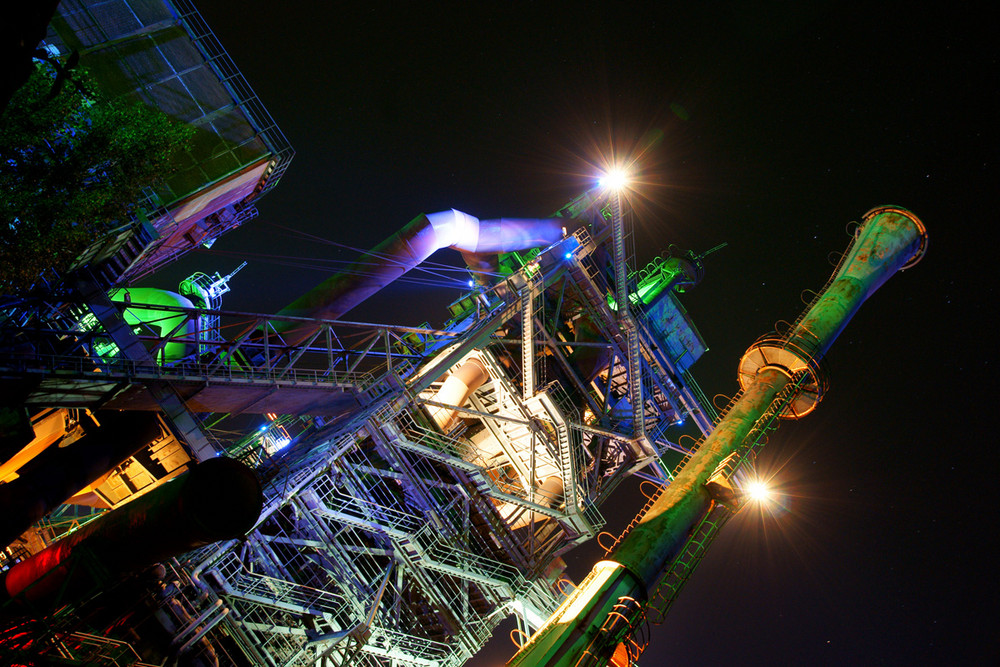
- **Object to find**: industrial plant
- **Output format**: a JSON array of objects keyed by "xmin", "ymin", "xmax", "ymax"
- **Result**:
[{"xmin": 0, "ymin": 2, "xmax": 926, "ymax": 666}]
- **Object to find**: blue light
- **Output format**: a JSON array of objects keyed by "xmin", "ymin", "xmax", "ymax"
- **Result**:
[
  {"xmin": 467, "ymin": 279, "xmax": 475, "ymax": 288},
  {"xmin": 564, "ymin": 251, "xmax": 573, "ymax": 260},
  {"xmin": 259, "ymin": 425, "xmax": 268, "ymax": 432}
]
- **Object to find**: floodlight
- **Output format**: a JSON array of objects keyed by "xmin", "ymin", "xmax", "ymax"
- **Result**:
[
  {"xmin": 745, "ymin": 480, "xmax": 771, "ymax": 503},
  {"xmin": 599, "ymin": 169, "xmax": 629, "ymax": 190}
]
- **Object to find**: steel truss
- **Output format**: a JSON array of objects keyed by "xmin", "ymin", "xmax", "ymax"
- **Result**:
[{"xmin": 0, "ymin": 197, "xmax": 716, "ymax": 665}]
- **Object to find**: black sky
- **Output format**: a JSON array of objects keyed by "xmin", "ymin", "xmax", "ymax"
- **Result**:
[{"xmin": 152, "ymin": 2, "xmax": 996, "ymax": 664}]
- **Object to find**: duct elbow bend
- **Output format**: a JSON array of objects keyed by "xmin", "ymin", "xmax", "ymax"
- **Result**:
[
  {"xmin": 426, "ymin": 209, "xmax": 481, "ymax": 250},
  {"xmin": 427, "ymin": 209, "xmax": 564, "ymax": 254},
  {"xmin": 429, "ymin": 357, "xmax": 490, "ymax": 431}
]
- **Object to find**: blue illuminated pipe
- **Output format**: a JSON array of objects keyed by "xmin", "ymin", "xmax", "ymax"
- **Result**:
[{"xmin": 272, "ymin": 210, "xmax": 563, "ymax": 341}]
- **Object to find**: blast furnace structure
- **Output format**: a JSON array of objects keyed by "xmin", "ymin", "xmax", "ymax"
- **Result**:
[{"xmin": 0, "ymin": 2, "xmax": 926, "ymax": 666}]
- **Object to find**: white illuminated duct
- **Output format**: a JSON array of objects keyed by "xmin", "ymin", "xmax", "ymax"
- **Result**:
[
  {"xmin": 425, "ymin": 355, "xmax": 565, "ymax": 531},
  {"xmin": 428, "ymin": 357, "xmax": 490, "ymax": 431},
  {"xmin": 500, "ymin": 475, "xmax": 565, "ymax": 529},
  {"xmin": 273, "ymin": 210, "xmax": 563, "ymax": 341}
]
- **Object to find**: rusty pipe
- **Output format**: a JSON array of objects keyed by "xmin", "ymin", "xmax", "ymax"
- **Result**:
[{"xmin": 507, "ymin": 206, "xmax": 926, "ymax": 666}]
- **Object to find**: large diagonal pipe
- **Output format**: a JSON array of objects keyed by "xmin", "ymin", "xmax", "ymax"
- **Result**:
[
  {"xmin": 0, "ymin": 457, "xmax": 262, "ymax": 613},
  {"xmin": 507, "ymin": 206, "xmax": 926, "ymax": 666},
  {"xmin": 272, "ymin": 210, "xmax": 563, "ymax": 342},
  {"xmin": 0, "ymin": 411, "xmax": 164, "ymax": 549}
]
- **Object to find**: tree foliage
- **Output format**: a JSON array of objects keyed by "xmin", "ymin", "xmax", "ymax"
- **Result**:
[{"xmin": 0, "ymin": 59, "xmax": 193, "ymax": 292}]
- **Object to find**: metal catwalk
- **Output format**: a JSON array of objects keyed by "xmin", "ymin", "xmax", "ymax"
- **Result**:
[{"xmin": 1, "ymin": 190, "xmax": 720, "ymax": 666}]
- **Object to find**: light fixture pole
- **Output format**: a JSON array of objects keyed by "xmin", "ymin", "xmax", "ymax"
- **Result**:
[{"xmin": 606, "ymin": 175, "xmax": 646, "ymax": 440}]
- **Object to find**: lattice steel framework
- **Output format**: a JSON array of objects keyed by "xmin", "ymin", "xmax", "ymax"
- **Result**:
[{"xmin": 0, "ymin": 191, "xmax": 716, "ymax": 666}]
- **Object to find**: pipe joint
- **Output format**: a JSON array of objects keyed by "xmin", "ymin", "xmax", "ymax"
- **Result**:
[{"xmin": 426, "ymin": 209, "xmax": 481, "ymax": 249}]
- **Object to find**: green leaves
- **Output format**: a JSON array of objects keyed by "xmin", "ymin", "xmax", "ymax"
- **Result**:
[{"xmin": 1, "ymin": 60, "xmax": 193, "ymax": 292}]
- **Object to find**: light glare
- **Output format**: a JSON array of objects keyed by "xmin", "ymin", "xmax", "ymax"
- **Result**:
[
  {"xmin": 599, "ymin": 169, "xmax": 629, "ymax": 190},
  {"xmin": 746, "ymin": 480, "xmax": 771, "ymax": 502}
]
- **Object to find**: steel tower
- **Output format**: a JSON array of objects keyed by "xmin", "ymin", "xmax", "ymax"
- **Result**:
[
  {"xmin": 2, "ymin": 181, "xmax": 723, "ymax": 665},
  {"xmin": 0, "ymin": 3, "xmax": 926, "ymax": 666}
]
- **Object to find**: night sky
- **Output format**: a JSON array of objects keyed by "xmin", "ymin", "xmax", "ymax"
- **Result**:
[{"xmin": 151, "ymin": 2, "xmax": 995, "ymax": 664}]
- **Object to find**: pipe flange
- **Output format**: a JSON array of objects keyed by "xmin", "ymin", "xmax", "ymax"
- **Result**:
[{"xmin": 737, "ymin": 337, "xmax": 829, "ymax": 420}]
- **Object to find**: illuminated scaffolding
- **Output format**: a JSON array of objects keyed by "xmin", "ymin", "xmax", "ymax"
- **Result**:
[
  {"xmin": 0, "ymin": 2, "xmax": 930, "ymax": 659},
  {"xmin": 0, "ymin": 183, "xmax": 720, "ymax": 665},
  {"xmin": 0, "ymin": 1, "xmax": 764, "ymax": 663}
]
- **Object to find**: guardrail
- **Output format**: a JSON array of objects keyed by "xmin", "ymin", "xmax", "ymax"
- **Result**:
[{"xmin": 0, "ymin": 351, "xmax": 371, "ymax": 390}]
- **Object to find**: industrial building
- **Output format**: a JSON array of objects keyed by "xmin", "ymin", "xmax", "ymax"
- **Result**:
[
  {"xmin": 38, "ymin": 0, "xmax": 293, "ymax": 286},
  {"xmin": 0, "ymin": 2, "xmax": 927, "ymax": 666}
]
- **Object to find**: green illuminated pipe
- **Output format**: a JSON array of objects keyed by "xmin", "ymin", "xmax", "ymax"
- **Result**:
[
  {"xmin": 785, "ymin": 206, "xmax": 926, "ymax": 359},
  {"xmin": 736, "ymin": 206, "xmax": 927, "ymax": 418},
  {"xmin": 507, "ymin": 207, "xmax": 926, "ymax": 666},
  {"xmin": 606, "ymin": 253, "xmax": 701, "ymax": 310},
  {"xmin": 608, "ymin": 367, "xmax": 790, "ymax": 583},
  {"xmin": 108, "ymin": 287, "xmax": 197, "ymax": 363}
]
